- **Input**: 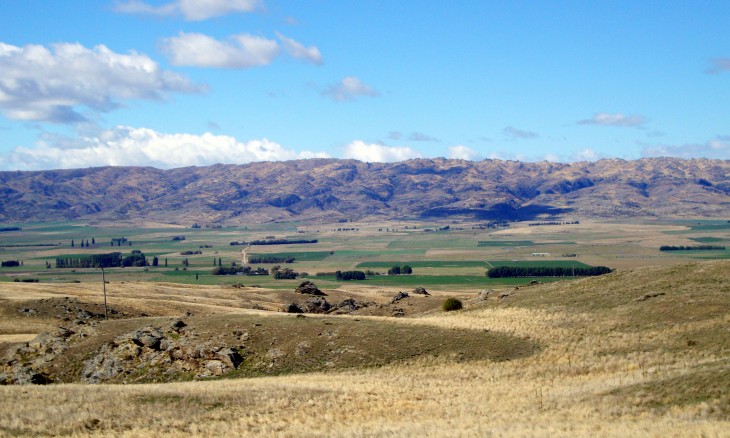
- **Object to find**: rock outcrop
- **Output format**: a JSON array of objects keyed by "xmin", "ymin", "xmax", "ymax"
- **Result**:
[{"xmin": 82, "ymin": 324, "xmax": 245, "ymax": 383}]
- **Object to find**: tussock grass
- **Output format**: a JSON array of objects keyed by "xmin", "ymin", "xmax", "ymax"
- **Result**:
[{"xmin": 0, "ymin": 261, "xmax": 728, "ymax": 436}]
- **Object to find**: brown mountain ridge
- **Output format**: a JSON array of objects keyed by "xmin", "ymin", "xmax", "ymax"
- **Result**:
[{"xmin": 1, "ymin": 157, "xmax": 729, "ymax": 223}]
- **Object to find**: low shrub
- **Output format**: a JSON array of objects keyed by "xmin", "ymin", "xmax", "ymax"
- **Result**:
[{"xmin": 442, "ymin": 297, "xmax": 463, "ymax": 312}]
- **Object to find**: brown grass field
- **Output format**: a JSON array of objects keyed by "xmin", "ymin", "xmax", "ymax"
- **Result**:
[{"xmin": 0, "ymin": 256, "xmax": 728, "ymax": 436}]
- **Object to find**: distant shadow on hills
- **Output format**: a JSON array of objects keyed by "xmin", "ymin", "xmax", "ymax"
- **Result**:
[{"xmin": 421, "ymin": 204, "xmax": 573, "ymax": 221}]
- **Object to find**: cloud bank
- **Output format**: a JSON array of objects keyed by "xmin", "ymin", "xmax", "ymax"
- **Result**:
[
  {"xmin": 0, "ymin": 42, "xmax": 200, "ymax": 123},
  {"xmin": 642, "ymin": 136, "xmax": 730, "ymax": 160},
  {"xmin": 447, "ymin": 145, "xmax": 481, "ymax": 161},
  {"xmin": 3, "ymin": 126, "xmax": 328, "ymax": 170},
  {"xmin": 114, "ymin": 0, "xmax": 261, "ymax": 21},
  {"xmin": 342, "ymin": 141, "xmax": 421, "ymax": 162}
]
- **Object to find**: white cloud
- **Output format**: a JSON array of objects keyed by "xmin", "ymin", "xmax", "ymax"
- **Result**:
[
  {"xmin": 161, "ymin": 32, "xmax": 322, "ymax": 68},
  {"xmin": 578, "ymin": 112, "xmax": 647, "ymax": 127},
  {"xmin": 322, "ymin": 77, "xmax": 379, "ymax": 101},
  {"xmin": 161, "ymin": 32, "xmax": 280, "ymax": 68},
  {"xmin": 641, "ymin": 136, "xmax": 730, "ymax": 160},
  {"xmin": 0, "ymin": 42, "xmax": 200, "ymax": 123},
  {"xmin": 2, "ymin": 126, "xmax": 328, "ymax": 170},
  {"xmin": 342, "ymin": 141, "xmax": 421, "ymax": 162},
  {"xmin": 447, "ymin": 145, "xmax": 481, "ymax": 161},
  {"xmin": 114, "ymin": 0, "xmax": 261, "ymax": 21},
  {"xmin": 705, "ymin": 58, "xmax": 730, "ymax": 74},
  {"xmin": 503, "ymin": 126, "xmax": 539, "ymax": 139},
  {"xmin": 276, "ymin": 32, "xmax": 322, "ymax": 65},
  {"xmin": 573, "ymin": 148, "xmax": 601, "ymax": 161}
]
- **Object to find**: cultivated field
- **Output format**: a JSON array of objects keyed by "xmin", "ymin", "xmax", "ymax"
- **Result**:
[{"xmin": 0, "ymin": 219, "xmax": 728, "ymax": 436}]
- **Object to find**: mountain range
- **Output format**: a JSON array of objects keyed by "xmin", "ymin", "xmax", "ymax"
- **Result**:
[{"xmin": 1, "ymin": 157, "xmax": 729, "ymax": 224}]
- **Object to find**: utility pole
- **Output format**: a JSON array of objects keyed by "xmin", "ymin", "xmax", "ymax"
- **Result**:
[{"xmin": 101, "ymin": 267, "xmax": 108, "ymax": 320}]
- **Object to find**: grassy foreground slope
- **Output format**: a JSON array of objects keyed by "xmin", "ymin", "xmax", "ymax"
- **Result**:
[{"xmin": 0, "ymin": 261, "xmax": 728, "ymax": 436}]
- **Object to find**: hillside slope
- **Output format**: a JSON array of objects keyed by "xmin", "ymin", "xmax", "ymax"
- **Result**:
[
  {"xmin": 0, "ymin": 261, "xmax": 727, "ymax": 436},
  {"xmin": 1, "ymin": 157, "xmax": 729, "ymax": 223}
]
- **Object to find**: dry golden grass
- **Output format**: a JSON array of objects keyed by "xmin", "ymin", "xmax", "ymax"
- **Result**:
[{"xmin": 0, "ymin": 261, "xmax": 728, "ymax": 437}]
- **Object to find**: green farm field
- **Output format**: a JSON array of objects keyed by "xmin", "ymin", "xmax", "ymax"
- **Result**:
[{"xmin": 1, "ymin": 218, "xmax": 730, "ymax": 289}]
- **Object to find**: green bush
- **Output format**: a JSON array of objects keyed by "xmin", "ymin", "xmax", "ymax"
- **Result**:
[{"xmin": 442, "ymin": 297, "xmax": 463, "ymax": 312}]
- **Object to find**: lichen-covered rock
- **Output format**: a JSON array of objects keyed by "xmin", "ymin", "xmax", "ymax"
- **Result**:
[
  {"xmin": 80, "ymin": 327, "xmax": 245, "ymax": 383},
  {"xmin": 391, "ymin": 291, "xmax": 409, "ymax": 303},
  {"xmin": 304, "ymin": 297, "xmax": 331, "ymax": 313},
  {"xmin": 295, "ymin": 281, "xmax": 326, "ymax": 296},
  {"xmin": 412, "ymin": 287, "xmax": 430, "ymax": 296}
]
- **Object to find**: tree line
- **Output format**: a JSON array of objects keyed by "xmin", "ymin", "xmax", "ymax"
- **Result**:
[
  {"xmin": 212, "ymin": 266, "xmax": 269, "ymax": 276},
  {"xmin": 55, "ymin": 251, "xmax": 149, "ymax": 268},
  {"xmin": 659, "ymin": 245, "xmax": 726, "ymax": 251},
  {"xmin": 336, "ymin": 270, "xmax": 366, "ymax": 281},
  {"xmin": 486, "ymin": 265, "xmax": 611, "ymax": 278},
  {"xmin": 230, "ymin": 239, "xmax": 318, "ymax": 246},
  {"xmin": 388, "ymin": 265, "xmax": 413, "ymax": 275},
  {"xmin": 528, "ymin": 221, "xmax": 580, "ymax": 226}
]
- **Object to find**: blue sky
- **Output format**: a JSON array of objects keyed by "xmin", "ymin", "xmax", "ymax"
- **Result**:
[{"xmin": 0, "ymin": 0, "xmax": 728, "ymax": 170}]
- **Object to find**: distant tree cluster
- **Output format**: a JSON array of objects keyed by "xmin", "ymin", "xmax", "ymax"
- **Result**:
[
  {"xmin": 211, "ymin": 266, "xmax": 269, "ymax": 276},
  {"xmin": 1, "ymin": 260, "xmax": 21, "ymax": 267},
  {"xmin": 121, "ymin": 250, "xmax": 148, "ymax": 267},
  {"xmin": 0, "ymin": 227, "xmax": 21, "ymax": 232},
  {"xmin": 335, "ymin": 270, "xmax": 366, "ymax": 281},
  {"xmin": 171, "ymin": 236, "xmax": 186, "ymax": 241},
  {"xmin": 111, "ymin": 237, "xmax": 128, "ymax": 246},
  {"xmin": 659, "ymin": 245, "xmax": 726, "ymax": 251},
  {"xmin": 273, "ymin": 268, "xmax": 299, "ymax": 279},
  {"xmin": 486, "ymin": 266, "xmax": 611, "ymax": 278},
  {"xmin": 56, "ymin": 251, "xmax": 148, "ymax": 269},
  {"xmin": 528, "ymin": 221, "xmax": 580, "ymax": 226},
  {"xmin": 423, "ymin": 225, "xmax": 458, "ymax": 232},
  {"xmin": 270, "ymin": 265, "xmax": 299, "ymax": 279},
  {"xmin": 388, "ymin": 265, "xmax": 413, "ymax": 275},
  {"xmin": 71, "ymin": 238, "xmax": 96, "ymax": 248},
  {"xmin": 180, "ymin": 250, "xmax": 203, "ymax": 255},
  {"xmin": 230, "ymin": 239, "xmax": 318, "ymax": 246},
  {"xmin": 472, "ymin": 221, "xmax": 510, "ymax": 230}
]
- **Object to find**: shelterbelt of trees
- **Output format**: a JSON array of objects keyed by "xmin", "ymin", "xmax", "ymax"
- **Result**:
[
  {"xmin": 55, "ymin": 251, "xmax": 148, "ymax": 269},
  {"xmin": 486, "ymin": 266, "xmax": 612, "ymax": 278},
  {"xmin": 659, "ymin": 245, "xmax": 726, "ymax": 251},
  {"xmin": 230, "ymin": 239, "xmax": 317, "ymax": 246}
]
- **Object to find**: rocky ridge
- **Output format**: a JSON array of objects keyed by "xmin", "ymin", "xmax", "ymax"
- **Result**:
[{"xmin": 1, "ymin": 157, "xmax": 729, "ymax": 223}]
